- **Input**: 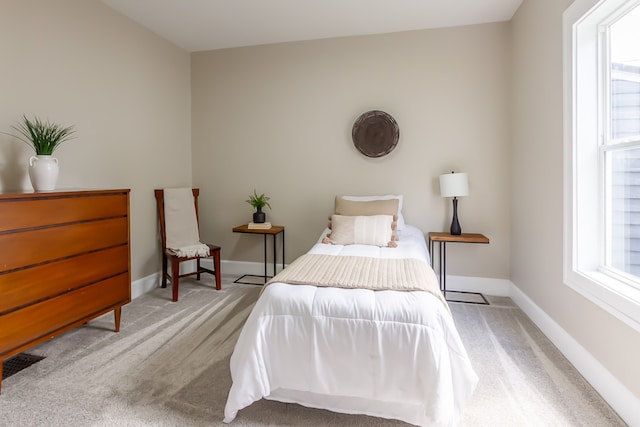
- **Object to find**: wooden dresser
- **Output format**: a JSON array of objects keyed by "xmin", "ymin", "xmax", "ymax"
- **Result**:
[{"xmin": 0, "ymin": 189, "xmax": 131, "ymax": 392}]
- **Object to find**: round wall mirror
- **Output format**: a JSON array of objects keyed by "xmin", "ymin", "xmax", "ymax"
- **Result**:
[{"xmin": 351, "ymin": 110, "xmax": 399, "ymax": 158}]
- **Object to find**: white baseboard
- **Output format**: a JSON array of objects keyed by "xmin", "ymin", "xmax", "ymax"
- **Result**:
[
  {"xmin": 510, "ymin": 285, "xmax": 640, "ymax": 426},
  {"xmin": 131, "ymin": 272, "xmax": 161, "ymax": 299},
  {"xmin": 130, "ymin": 259, "xmax": 282, "ymax": 300},
  {"xmin": 219, "ymin": 259, "xmax": 286, "ymax": 277},
  {"xmin": 445, "ymin": 275, "xmax": 512, "ymax": 296}
]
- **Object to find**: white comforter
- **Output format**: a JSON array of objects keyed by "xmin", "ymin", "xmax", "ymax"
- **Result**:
[{"xmin": 223, "ymin": 225, "xmax": 478, "ymax": 426}]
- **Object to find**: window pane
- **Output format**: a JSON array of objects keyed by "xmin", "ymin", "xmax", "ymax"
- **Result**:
[
  {"xmin": 609, "ymin": 147, "xmax": 640, "ymax": 278},
  {"xmin": 610, "ymin": 5, "xmax": 640, "ymax": 141}
]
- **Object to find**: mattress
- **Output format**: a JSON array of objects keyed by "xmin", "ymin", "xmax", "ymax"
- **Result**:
[{"xmin": 223, "ymin": 225, "xmax": 478, "ymax": 426}]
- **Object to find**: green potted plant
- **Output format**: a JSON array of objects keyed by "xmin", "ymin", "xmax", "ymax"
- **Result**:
[
  {"xmin": 6, "ymin": 115, "xmax": 76, "ymax": 191},
  {"xmin": 11, "ymin": 115, "xmax": 75, "ymax": 155},
  {"xmin": 246, "ymin": 190, "xmax": 271, "ymax": 223}
]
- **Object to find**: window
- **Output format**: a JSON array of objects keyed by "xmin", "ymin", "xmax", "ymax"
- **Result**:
[
  {"xmin": 606, "ymin": 8, "xmax": 640, "ymax": 279},
  {"xmin": 564, "ymin": 0, "xmax": 640, "ymax": 332}
]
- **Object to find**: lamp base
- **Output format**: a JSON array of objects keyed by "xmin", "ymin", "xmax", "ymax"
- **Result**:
[{"xmin": 450, "ymin": 197, "xmax": 461, "ymax": 235}]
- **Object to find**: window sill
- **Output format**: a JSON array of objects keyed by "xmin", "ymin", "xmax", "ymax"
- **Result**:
[{"xmin": 566, "ymin": 269, "xmax": 640, "ymax": 333}]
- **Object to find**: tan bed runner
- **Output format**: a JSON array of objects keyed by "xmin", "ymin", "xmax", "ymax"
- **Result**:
[{"xmin": 265, "ymin": 254, "xmax": 448, "ymax": 310}]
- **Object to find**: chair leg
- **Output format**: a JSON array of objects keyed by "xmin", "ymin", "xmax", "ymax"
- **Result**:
[
  {"xmin": 170, "ymin": 257, "xmax": 180, "ymax": 302},
  {"xmin": 196, "ymin": 258, "xmax": 202, "ymax": 280},
  {"xmin": 214, "ymin": 248, "xmax": 221, "ymax": 290},
  {"xmin": 161, "ymin": 253, "xmax": 168, "ymax": 288}
]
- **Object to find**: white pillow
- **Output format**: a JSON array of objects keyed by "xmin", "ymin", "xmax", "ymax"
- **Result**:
[
  {"xmin": 341, "ymin": 194, "xmax": 405, "ymax": 230},
  {"xmin": 324, "ymin": 215, "xmax": 395, "ymax": 247}
]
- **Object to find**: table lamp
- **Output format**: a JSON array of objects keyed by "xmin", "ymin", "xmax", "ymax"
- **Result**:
[{"xmin": 439, "ymin": 171, "xmax": 469, "ymax": 235}]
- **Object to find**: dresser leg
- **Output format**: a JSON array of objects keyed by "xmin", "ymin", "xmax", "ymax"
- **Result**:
[{"xmin": 114, "ymin": 307, "xmax": 122, "ymax": 332}]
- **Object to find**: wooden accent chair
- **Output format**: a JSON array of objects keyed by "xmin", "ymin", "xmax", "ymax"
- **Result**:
[{"xmin": 155, "ymin": 188, "xmax": 221, "ymax": 302}]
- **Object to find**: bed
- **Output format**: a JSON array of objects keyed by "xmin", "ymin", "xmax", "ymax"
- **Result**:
[{"xmin": 224, "ymin": 196, "xmax": 478, "ymax": 426}]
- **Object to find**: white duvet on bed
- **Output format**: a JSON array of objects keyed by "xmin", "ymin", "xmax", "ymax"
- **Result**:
[{"xmin": 223, "ymin": 225, "xmax": 478, "ymax": 427}]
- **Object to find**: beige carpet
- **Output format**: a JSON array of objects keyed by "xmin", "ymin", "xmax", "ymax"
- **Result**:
[{"xmin": 0, "ymin": 275, "xmax": 626, "ymax": 426}]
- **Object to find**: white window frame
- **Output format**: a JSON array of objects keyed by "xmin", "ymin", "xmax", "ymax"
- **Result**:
[{"xmin": 563, "ymin": 0, "xmax": 640, "ymax": 333}]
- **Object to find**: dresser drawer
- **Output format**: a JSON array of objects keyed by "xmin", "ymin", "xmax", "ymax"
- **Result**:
[
  {"xmin": 0, "ymin": 245, "xmax": 129, "ymax": 314},
  {"xmin": 0, "ymin": 274, "xmax": 130, "ymax": 356},
  {"xmin": 0, "ymin": 192, "xmax": 128, "ymax": 232},
  {"xmin": 0, "ymin": 217, "xmax": 128, "ymax": 272}
]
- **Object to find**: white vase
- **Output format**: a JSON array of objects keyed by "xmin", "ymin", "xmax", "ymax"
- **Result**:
[{"xmin": 29, "ymin": 155, "xmax": 59, "ymax": 191}]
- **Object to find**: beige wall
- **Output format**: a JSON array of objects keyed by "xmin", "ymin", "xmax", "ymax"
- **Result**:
[
  {"xmin": 191, "ymin": 24, "xmax": 512, "ymax": 280},
  {"xmin": 1, "ymin": 0, "xmax": 637, "ymax": 416},
  {"xmin": 0, "ymin": 0, "xmax": 192, "ymax": 280},
  {"xmin": 510, "ymin": 0, "xmax": 640, "ymax": 399}
]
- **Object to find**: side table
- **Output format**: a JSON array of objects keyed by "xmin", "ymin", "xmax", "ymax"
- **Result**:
[
  {"xmin": 232, "ymin": 224, "xmax": 285, "ymax": 285},
  {"xmin": 428, "ymin": 232, "xmax": 490, "ymax": 305}
]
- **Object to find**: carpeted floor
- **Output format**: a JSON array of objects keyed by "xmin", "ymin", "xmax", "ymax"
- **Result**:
[{"xmin": 0, "ymin": 275, "xmax": 626, "ymax": 426}]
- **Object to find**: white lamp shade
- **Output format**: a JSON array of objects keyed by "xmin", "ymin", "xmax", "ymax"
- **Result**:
[{"xmin": 439, "ymin": 172, "xmax": 469, "ymax": 197}]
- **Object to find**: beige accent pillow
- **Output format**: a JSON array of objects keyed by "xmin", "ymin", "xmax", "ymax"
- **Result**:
[
  {"xmin": 334, "ymin": 196, "xmax": 399, "ymax": 217},
  {"xmin": 323, "ymin": 215, "xmax": 396, "ymax": 247},
  {"xmin": 340, "ymin": 195, "xmax": 406, "ymax": 230},
  {"xmin": 334, "ymin": 196, "xmax": 400, "ymax": 241},
  {"xmin": 328, "ymin": 214, "xmax": 398, "ymax": 240}
]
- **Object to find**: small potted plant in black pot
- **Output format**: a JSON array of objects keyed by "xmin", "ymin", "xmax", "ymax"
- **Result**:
[{"xmin": 246, "ymin": 190, "xmax": 271, "ymax": 223}]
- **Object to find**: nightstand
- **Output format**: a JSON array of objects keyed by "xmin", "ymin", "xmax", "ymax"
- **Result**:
[
  {"xmin": 428, "ymin": 232, "xmax": 490, "ymax": 305},
  {"xmin": 232, "ymin": 224, "xmax": 285, "ymax": 285}
]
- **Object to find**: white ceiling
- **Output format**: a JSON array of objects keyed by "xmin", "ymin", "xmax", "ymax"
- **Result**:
[{"xmin": 100, "ymin": 0, "xmax": 524, "ymax": 52}]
